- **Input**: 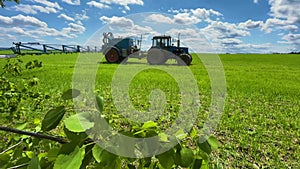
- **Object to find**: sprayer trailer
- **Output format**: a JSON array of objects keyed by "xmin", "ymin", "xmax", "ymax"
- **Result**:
[{"xmin": 101, "ymin": 32, "xmax": 139, "ymax": 63}]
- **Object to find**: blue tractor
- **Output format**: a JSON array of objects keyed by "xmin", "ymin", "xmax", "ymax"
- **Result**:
[
  {"xmin": 101, "ymin": 32, "xmax": 139, "ymax": 63},
  {"xmin": 147, "ymin": 35, "xmax": 192, "ymax": 65}
]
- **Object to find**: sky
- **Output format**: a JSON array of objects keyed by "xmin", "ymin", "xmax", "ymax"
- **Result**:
[{"xmin": 0, "ymin": 0, "xmax": 299, "ymax": 53}]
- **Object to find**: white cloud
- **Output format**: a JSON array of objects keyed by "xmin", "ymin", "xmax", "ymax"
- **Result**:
[
  {"xmin": 32, "ymin": 0, "xmax": 62, "ymax": 9},
  {"xmin": 94, "ymin": 0, "xmax": 143, "ymax": 10},
  {"xmin": 62, "ymin": 0, "xmax": 80, "ymax": 5},
  {"xmin": 190, "ymin": 8, "xmax": 223, "ymax": 22},
  {"xmin": 66, "ymin": 22, "xmax": 86, "ymax": 33},
  {"xmin": 194, "ymin": 28, "xmax": 259, "ymax": 53},
  {"xmin": 86, "ymin": 1, "xmax": 110, "ymax": 9},
  {"xmin": 148, "ymin": 8, "xmax": 223, "ymax": 25},
  {"xmin": 0, "ymin": 14, "xmax": 48, "ymax": 28},
  {"xmin": 58, "ymin": 14, "xmax": 75, "ymax": 21},
  {"xmin": 0, "ymin": 14, "xmax": 86, "ymax": 43},
  {"xmin": 262, "ymin": 18, "xmax": 297, "ymax": 33},
  {"xmin": 202, "ymin": 21, "xmax": 250, "ymax": 39},
  {"xmin": 280, "ymin": 33, "xmax": 300, "ymax": 50},
  {"xmin": 100, "ymin": 16, "xmax": 134, "ymax": 27},
  {"xmin": 263, "ymin": 0, "xmax": 300, "ymax": 33},
  {"xmin": 100, "ymin": 0, "xmax": 144, "ymax": 6},
  {"xmin": 221, "ymin": 38, "xmax": 242, "ymax": 45},
  {"xmin": 124, "ymin": 5, "xmax": 130, "ymax": 10},
  {"xmin": 238, "ymin": 19, "xmax": 263, "ymax": 29},
  {"xmin": 11, "ymin": 27, "xmax": 34, "ymax": 37},
  {"xmin": 269, "ymin": 0, "xmax": 300, "ymax": 23},
  {"xmin": 253, "ymin": 0, "xmax": 259, "ymax": 3},
  {"xmin": 146, "ymin": 14, "xmax": 173, "ymax": 24},
  {"xmin": 282, "ymin": 33, "xmax": 300, "ymax": 42},
  {"xmin": 167, "ymin": 9, "xmax": 180, "ymax": 14},
  {"xmin": 99, "ymin": 15, "xmax": 158, "ymax": 41},
  {"xmin": 75, "ymin": 10, "xmax": 89, "ymax": 21},
  {"xmin": 224, "ymin": 43, "xmax": 272, "ymax": 53},
  {"xmin": 10, "ymin": 4, "xmax": 58, "ymax": 14},
  {"xmin": 173, "ymin": 13, "xmax": 200, "ymax": 25},
  {"xmin": 166, "ymin": 28, "xmax": 200, "ymax": 38},
  {"xmin": 0, "ymin": 33, "xmax": 16, "ymax": 42},
  {"xmin": 0, "ymin": 15, "xmax": 13, "ymax": 24}
]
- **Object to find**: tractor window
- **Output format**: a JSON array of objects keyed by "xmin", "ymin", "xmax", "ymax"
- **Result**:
[
  {"xmin": 153, "ymin": 39, "xmax": 159, "ymax": 47},
  {"xmin": 161, "ymin": 38, "xmax": 170, "ymax": 47},
  {"xmin": 152, "ymin": 38, "xmax": 170, "ymax": 47}
]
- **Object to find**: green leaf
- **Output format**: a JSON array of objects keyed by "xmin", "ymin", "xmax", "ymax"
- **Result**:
[
  {"xmin": 64, "ymin": 127, "xmax": 88, "ymax": 142},
  {"xmin": 54, "ymin": 146, "xmax": 85, "ymax": 169},
  {"xmin": 16, "ymin": 122, "xmax": 27, "ymax": 130},
  {"xmin": 25, "ymin": 151, "xmax": 34, "ymax": 159},
  {"xmin": 192, "ymin": 158, "xmax": 203, "ymax": 169},
  {"xmin": 59, "ymin": 129, "xmax": 88, "ymax": 155},
  {"xmin": 27, "ymin": 155, "xmax": 41, "ymax": 169},
  {"xmin": 158, "ymin": 132, "xmax": 168, "ymax": 142},
  {"xmin": 95, "ymin": 95, "xmax": 104, "ymax": 112},
  {"xmin": 157, "ymin": 149, "xmax": 175, "ymax": 169},
  {"xmin": 61, "ymin": 89, "xmax": 80, "ymax": 100},
  {"xmin": 179, "ymin": 148, "xmax": 194, "ymax": 167},
  {"xmin": 64, "ymin": 112, "xmax": 94, "ymax": 132},
  {"xmin": 0, "ymin": 153, "xmax": 10, "ymax": 166},
  {"xmin": 47, "ymin": 148, "xmax": 60, "ymax": 162},
  {"xmin": 93, "ymin": 146, "xmax": 118, "ymax": 166},
  {"xmin": 80, "ymin": 144, "xmax": 94, "ymax": 169},
  {"xmin": 198, "ymin": 140, "xmax": 212, "ymax": 154},
  {"xmin": 175, "ymin": 129, "xmax": 187, "ymax": 140},
  {"xmin": 92, "ymin": 144, "xmax": 103, "ymax": 163},
  {"xmin": 190, "ymin": 127, "xmax": 197, "ymax": 138},
  {"xmin": 174, "ymin": 150, "xmax": 181, "ymax": 166},
  {"xmin": 207, "ymin": 135, "xmax": 218, "ymax": 150},
  {"xmin": 41, "ymin": 106, "xmax": 65, "ymax": 131},
  {"xmin": 142, "ymin": 121, "xmax": 157, "ymax": 129}
]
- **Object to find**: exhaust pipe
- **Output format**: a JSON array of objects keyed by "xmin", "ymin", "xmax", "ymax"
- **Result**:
[{"xmin": 177, "ymin": 33, "xmax": 180, "ymax": 48}]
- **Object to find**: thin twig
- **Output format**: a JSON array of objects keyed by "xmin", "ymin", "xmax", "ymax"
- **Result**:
[
  {"xmin": 0, "ymin": 139, "xmax": 23, "ymax": 154},
  {"xmin": 7, "ymin": 163, "xmax": 29, "ymax": 169},
  {"xmin": 0, "ymin": 126, "xmax": 69, "ymax": 144}
]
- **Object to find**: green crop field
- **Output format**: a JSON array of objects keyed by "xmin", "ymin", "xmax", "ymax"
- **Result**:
[{"xmin": 0, "ymin": 53, "xmax": 299, "ymax": 168}]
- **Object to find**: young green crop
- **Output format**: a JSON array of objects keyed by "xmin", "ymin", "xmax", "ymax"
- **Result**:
[{"xmin": 0, "ymin": 53, "xmax": 299, "ymax": 168}]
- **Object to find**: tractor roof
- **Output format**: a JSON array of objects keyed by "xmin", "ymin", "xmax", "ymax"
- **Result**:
[{"xmin": 152, "ymin": 35, "xmax": 171, "ymax": 39}]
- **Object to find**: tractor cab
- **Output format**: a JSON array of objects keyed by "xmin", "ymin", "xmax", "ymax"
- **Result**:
[{"xmin": 151, "ymin": 36, "xmax": 171, "ymax": 49}]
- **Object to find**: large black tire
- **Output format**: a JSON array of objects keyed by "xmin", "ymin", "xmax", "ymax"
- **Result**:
[
  {"xmin": 178, "ymin": 53, "xmax": 192, "ymax": 65},
  {"xmin": 147, "ymin": 48, "xmax": 167, "ymax": 65},
  {"xmin": 105, "ymin": 48, "xmax": 120, "ymax": 63}
]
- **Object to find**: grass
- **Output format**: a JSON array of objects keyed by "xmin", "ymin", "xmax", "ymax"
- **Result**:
[
  {"xmin": 0, "ymin": 53, "xmax": 299, "ymax": 168},
  {"xmin": 0, "ymin": 49, "xmax": 15, "ymax": 55}
]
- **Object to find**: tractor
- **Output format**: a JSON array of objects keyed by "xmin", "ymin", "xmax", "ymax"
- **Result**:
[
  {"xmin": 101, "ymin": 32, "xmax": 140, "ymax": 63},
  {"xmin": 147, "ymin": 35, "xmax": 192, "ymax": 65},
  {"xmin": 101, "ymin": 32, "xmax": 192, "ymax": 65}
]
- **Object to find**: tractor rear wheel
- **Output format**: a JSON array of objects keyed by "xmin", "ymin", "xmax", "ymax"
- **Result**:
[
  {"xmin": 147, "ymin": 48, "xmax": 167, "ymax": 65},
  {"xmin": 178, "ymin": 53, "xmax": 192, "ymax": 65},
  {"xmin": 105, "ymin": 48, "xmax": 120, "ymax": 63}
]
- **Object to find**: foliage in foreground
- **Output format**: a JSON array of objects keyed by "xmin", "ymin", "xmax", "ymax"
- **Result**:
[{"xmin": 0, "ymin": 58, "xmax": 217, "ymax": 168}]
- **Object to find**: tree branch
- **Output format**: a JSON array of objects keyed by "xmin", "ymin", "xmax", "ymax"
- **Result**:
[{"xmin": 0, "ymin": 126, "xmax": 69, "ymax": 144}]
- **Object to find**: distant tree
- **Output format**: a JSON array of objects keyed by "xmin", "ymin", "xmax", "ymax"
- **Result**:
[{"xmin": 0, "ymin": 0, "xmax": 19, "ymax": 8}]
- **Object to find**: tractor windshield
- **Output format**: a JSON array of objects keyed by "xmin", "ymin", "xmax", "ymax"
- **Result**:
[{"xmin": 152, "ymin": 37, "xmax": 170, "ymax": 48}]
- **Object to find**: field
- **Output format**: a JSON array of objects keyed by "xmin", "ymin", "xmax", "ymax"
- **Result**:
[{"xmin": 0, "ymin": 53, "xmax": 299, "ymax": 168}]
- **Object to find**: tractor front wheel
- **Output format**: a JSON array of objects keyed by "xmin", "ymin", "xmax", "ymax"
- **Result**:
[
  {"xmin": 147, "ymin": 48, "xmax": 167, "ymax": 65},
  {"xmin": 178, "ymin": 53, "xmax": 192, "ymax": 65},
  {"xmin": 105, "ymin": 48, "xmax": 120, "ymax": 63}
]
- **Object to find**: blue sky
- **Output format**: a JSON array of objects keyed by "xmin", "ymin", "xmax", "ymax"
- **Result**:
[{"xmin": 0, "ymin": 0, "xmax": 299, "ymax": 53}]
